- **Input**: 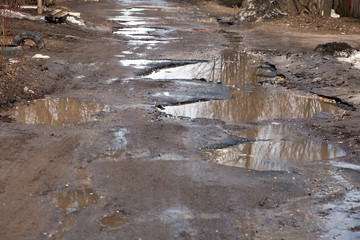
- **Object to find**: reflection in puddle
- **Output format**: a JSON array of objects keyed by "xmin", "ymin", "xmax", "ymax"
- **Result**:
[
  {"xmin": 145, "ymin": 51, "xmax": 261, "ymax": 84},
  {"xmin": 163, "ymin": 86, "xmax": 340, "ymax": 124},
  {"xmin": 52, "ymin": 189, "xmax": 100, "ymax": 212},
  {"xmin": 150, "ymin": 51, "xmax": 346, "ymax": 170},
  {"xmin": 111, "ymin": 3, "xmax": 178, "ymax": 49},
  {"xmin": 151, "ymin": 52, "xmax": 340, "ymax": 123},
  {"xmin": 152, "ymin": 52, "xmax": 341, "ymax": 123},
  {"xmin": 212, "ymin": 125, "xmax": 346, "ymax": 171},
  {"xmin": 10, "ymin": 98, "xmax": 109, "ymax": 126},
  {"xmin": 101, "ymin": 212, "xmax": 131, "ymax": 228},
  {"xmin": 52, "ymin": 168, "xmax": 99, "ymax": 212}
]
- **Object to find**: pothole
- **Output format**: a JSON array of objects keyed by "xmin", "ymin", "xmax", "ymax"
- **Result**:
[
  {"xmin": 148, "ymin": 51, "xmax": 347, "ymax": 171},
  {"xmin": 9, "ymin": 98, "xmax": 109, "ymax": 126},
  {"xmin": 161, "ymin": 86, "xmax": 341, "ymax": 124},
  {"xmin": 209, "ymin": 124, "xmax": 346, "ymax": 171},
  {"xmin": 144, "ymin": 51, "xmax": 261, "ymax": 83}
]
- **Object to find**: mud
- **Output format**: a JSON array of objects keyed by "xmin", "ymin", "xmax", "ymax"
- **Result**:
[{"xmin": 1, "ymin": 0, "xmax": 360, "ymax": 239}]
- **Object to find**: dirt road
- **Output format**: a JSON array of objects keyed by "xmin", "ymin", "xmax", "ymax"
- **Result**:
[{"xmin": 1, "ymin": 0, "xmax": 360, "ymax": 239}]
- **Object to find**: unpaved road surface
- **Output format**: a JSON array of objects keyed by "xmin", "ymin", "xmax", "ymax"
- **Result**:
[{"xmin": 1, "ymin": 0, "xmax": 360, "ymax": 239}]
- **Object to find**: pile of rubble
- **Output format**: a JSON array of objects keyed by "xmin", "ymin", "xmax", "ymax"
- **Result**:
[{"xmin": 237, "ymin": 0, "xmax": 288, "ymax": 22}]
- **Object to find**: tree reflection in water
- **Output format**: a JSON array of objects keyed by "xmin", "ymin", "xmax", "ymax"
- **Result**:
[{"xmin": 10, "ymin": 98, "xmax": 110, "ymax": 126}]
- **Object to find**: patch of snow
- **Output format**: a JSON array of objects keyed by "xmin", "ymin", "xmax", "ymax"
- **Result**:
[
  {"xmin": 0, "ymin": 9, "xmax": 44, "ymax": 21},
  {"xmin": 32, "ymin": 54, "xmax": 50, "ymax": 59},
  {"xmin": 338, "ymin": 51, "xmax": 360, "ymax": 69},
  {"xmin": 331, "ymin": 9, "xmax": 340, "ymax": 18},
  {"xmin": 20, "ymin": 6, "xmax": 37, "ymax": 9},
  {"xmin": 119, "ymin": 59, "xmax": 168, "ymax": 69},
  {"xmin": 106, "ymin": 78, "xmax": 119, "ymax": 84},
  {"xmin": 9, "ymin": 59, "xmax": 20, "ymax": 64},
  {"xmin": 67, "ymin": 16, "xmax": 85, "ymax": 26}
]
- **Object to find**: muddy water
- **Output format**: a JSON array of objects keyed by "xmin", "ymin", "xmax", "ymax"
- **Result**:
[
  {"xmin": 149, "ymin": 51, "xmax": 345, "ymax": 170},
  {"xmin": 101, "ymin": 212, "xmax": 131, "ymax": 228},
  {"xmin": 155, "ymin": 52, "xmax": 341, "ymax": 123},
  {"xmin": 9, "ymin": 98, "xmax": 110, "ymax": 126},
  {"xmin": 145, "ymin": 52, "xmax": 260, "ymax": 84},
  {"xmin": 213, "ymin": 124, "xmax": 345, "ymax": 171},
  {"xmin": 52, "ymin": 188, "xmax": 100, "ymax": 212},
  {"xmin": 164, "ymin": 87, "xmax": 340, "ymax": 124}
]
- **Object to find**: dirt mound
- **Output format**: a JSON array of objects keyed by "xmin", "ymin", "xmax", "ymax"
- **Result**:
[
  {"xmin": 314, "ymin": 42, "xmax": 355, "ymax": 57},
  {"xmin": 237, "ymin": 0, "xmax": 287, "ymax": 22}
]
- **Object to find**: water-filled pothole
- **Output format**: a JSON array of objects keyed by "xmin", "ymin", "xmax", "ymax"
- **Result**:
[
  {"xmin": 145, "ymin": 51, "xmax": 260, "ymax": 83},
  {"xmin": 9, "ymin": 98, "xmax": 110, "ymax": 126},
  {"xmin": 162, "ymin": 86, "xmax": 340, "ymax": 124},
  {"xmin": 210, "ymin": 124, "xmax": 345, "ymax": 171},
  {"xmin": 148, "ymin": 51, "xmax": 346, "ymax": 170}
]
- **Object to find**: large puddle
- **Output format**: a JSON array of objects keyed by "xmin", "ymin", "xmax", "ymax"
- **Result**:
[
  {"xmin": 163, "ymin": 86, "xmax": 340, "ymax": 124},
  {"xmin": 211, "ymin": 124, "xmax": 345, "ymax": 171},
  {"xmin": 152, "ymin": 52, "xmax": 341, "ymax": 123},
  {"xmin": 9, "ymin": 98, "xmax": 110, "ymax": 126},
  {"xmin": 147, "ymin": 51, "xmax": 346, "ymax": 171},
  {"xmin": 145, "ymin": 52, "xmax": 260, "ymax": 84}
]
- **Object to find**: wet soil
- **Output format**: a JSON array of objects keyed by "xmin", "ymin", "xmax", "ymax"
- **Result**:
[{"xmin": 1, "ymin": 0, "xmax": 360, "ymax": 239}]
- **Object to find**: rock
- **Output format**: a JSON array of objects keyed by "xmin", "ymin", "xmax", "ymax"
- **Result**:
[{"xmin": 312, "ymin": 77, "xmax": 322, "ymax": 83}]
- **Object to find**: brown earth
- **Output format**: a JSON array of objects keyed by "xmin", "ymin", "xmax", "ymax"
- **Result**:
[{"xmin": 1, "ymin": 0, "xmax": 360, "ymax": 239}]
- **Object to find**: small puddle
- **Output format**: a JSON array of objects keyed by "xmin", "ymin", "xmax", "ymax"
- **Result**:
[
  {"xmin": 211, "ymin": 124, "xmax": 346, "ymax": 171},
  {"xmin": 101, "ymin": 212, "xmax": 131, "ymax": 228},
  {"xmin": 52, "ymin": 188, "xmax": 100, "ymax": 212},
  {"xmin": 52, "ymin": 168, "xmax": 100, "ymax": 212},
  {"xmin": 9, "ymin": 98, "xmax": 109, "ymax": 126},
  {"xmin": 148, "ymin": 51, "xmax": 346, "ymax": 170}
]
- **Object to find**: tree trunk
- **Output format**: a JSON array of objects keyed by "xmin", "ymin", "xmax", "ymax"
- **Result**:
[{"xmin": 37, "ymin": 0, "xmax": 42, "ymax": 15}]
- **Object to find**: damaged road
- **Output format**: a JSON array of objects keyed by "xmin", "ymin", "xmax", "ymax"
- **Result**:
[{"xmin": 1, "ymin": 0, "xmax": 360, "ymax": 239}]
